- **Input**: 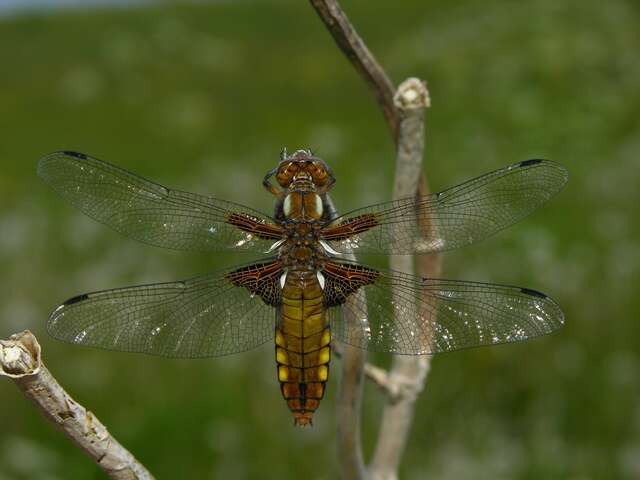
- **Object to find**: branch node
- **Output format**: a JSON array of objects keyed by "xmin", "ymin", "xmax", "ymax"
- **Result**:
[{"xmin": 363, "ymin": 363, "xmax": 397, "ymax": 399}]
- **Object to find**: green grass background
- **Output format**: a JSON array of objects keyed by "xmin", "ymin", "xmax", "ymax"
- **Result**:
[{"xmin": 1, "ymin": 1, "xmax": 639, "ymax": 478}]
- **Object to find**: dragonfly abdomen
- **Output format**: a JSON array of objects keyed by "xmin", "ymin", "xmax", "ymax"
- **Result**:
[{"xmin": 276, "ymin": 271, "xmax": 330, "ymax": 426}]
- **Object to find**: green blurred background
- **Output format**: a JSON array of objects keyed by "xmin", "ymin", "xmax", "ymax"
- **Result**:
[{"xmin": 1, "ymin": 0, "xmax": 639, "ymax": 478}]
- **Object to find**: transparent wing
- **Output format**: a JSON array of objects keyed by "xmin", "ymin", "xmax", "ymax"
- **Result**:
[
  {"xmin": 38, "ymin": 151, "xmax": 282, "ymax": 253},
  {"xmin": 47, "ymin": 261, "xmax": 282, "ymax": 358},
  {"xmin": 322, "ymin": 160, "xmax": 568, "ymax": 254},
  {"xmin": 328, "ymin": 265, "xmax": 564, "ymax": 354}
]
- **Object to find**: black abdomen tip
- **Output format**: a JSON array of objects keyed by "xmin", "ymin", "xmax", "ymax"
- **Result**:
[
  {"xmin": 64, "ymin": 293, "xmax": 89, "ymax": 306},
  {"xmin": 520, "ymin": 287, "xmax": 547, "ymax": 299},
  {"xmin": 519, "ymin": 159, "xmax": 543, "ymax": 167}
]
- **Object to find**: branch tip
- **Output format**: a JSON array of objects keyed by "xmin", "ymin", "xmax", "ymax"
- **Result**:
[
  {"xmin": 0, "ymin": 330, "xmax": 41, "ymax": 378},
  {"xmin": 394, "ymin": 78, "xmax": 430, "ymax": 111}
]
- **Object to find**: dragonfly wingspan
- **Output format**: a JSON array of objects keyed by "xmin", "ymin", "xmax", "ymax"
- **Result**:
[
  {"xmin": 47, "ymin": 261, "xmax": 282, "ymax": 358},
  {"xmin": 321, "ymin": 159, "xmax": 568, "ymax": 255},
  {"xmin": 327, "ymin": 265, "xmax": 565, "ymax": 355},
  {"xmin": 38, "ymin": 151, "xmax": 282, "ymax": 253}
]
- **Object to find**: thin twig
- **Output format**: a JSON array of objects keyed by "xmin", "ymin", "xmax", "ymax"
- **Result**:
[
  {"xmin": 1, "ymin": 331, "xmax": 155, "ymax": 480},
  {"xmin": 332, "ymin": 343, "xmax": 400, "ymax": 401},
  {"xmin": 309, "ymin": 0, "xmax": 400, "ymax": 140},
  {"xmin": 325, "ymin": 196, "xmax": 368, "ymax": 480},
  {"xmin": 363, "ymin": 363, "xmax": 399, "ymax": 400}
]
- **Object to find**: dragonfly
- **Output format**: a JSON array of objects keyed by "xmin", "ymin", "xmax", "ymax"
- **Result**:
[{"xmin": 39, "ymin": 149, "xmax": 567, "ymax": 426}]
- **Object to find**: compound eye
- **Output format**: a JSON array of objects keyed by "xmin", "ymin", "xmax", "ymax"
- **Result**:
[
  {"xmin": 276, "ymin": 162, "xmax": 295, "ymax": 187},
  {"xmin": 310, "ymin": 162, "xmax": 328, "ymax": 185}
]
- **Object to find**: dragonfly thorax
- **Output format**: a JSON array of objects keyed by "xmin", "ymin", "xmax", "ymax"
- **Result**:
[
  {"xmin": 279, "ymin": 221, "xmax": 328, "ymax": 270},
  {"xmin": 283, "ymin": 191, "xmax": 324, "ymax": 220}
]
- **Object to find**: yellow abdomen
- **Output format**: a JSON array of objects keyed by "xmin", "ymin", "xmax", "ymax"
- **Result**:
[{"xmin": 276, "ymin": 271, "xmax": 330, "ymax": 426}]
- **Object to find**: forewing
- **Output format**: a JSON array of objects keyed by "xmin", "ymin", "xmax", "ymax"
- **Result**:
[
  {"xmin": 322, "ymin": 160, "xmax": 568, "ymax": 254},
  {"xmin": 38, "ymin": 151, "xmax": 282, "ymax": 253},
  {"xmin": 328, "ymin": 265, "xmax": 564, "ymax": 354},
  {"xmin": 47, "ymin": 261, "xmax": 282, "ymax": 358}
]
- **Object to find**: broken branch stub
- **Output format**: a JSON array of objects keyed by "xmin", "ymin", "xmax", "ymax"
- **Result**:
[
  {"xmin": 0, "ymin": 330, "xmax": 41, "ymax": 378},
  {"xmin": 1, "ymin": 330, "xmax": 155, "ymax": 480}
]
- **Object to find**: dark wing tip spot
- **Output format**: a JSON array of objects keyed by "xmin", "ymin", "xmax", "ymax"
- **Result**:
[
  {"xmin": 62, "ymin": 151, "xmax": 88, "ymax": 160},
  {"xmin": 64, "ymin": 293, "xmax": 89, "ymax": 306},
  {"xmin": 519, "ymin": 159, "xmax": 543, "ymax": 167},
  {"xmin": 520, "ymin": 287, "xmax": 547, "ymax": 299}
]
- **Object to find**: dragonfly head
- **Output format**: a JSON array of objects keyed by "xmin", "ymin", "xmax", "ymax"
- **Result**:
[{"xmin": 263, "ymin": 149, "xmax": 335, "ymax": 198}]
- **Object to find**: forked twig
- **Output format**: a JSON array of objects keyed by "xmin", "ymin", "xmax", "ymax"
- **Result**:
[
  {"xmin": 6, "ymin": 4, "xmax": 432, "ymax": 478},
  {"xmin": 1, "ymin": 331, "xmax": 155, "ymax": 480},
  {"xmin": 368, "ymin": 80, "xmax": 433, "ymax": 480},
  {"xmin": 309, "ymin": 1, "xmax": 438, "ymax": 479}
]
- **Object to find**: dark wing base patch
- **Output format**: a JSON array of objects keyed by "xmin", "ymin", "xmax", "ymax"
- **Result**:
[
  {"xmin": 226, "ymin": 213, "xmax": 284, "ymax": 240},
  {"xmin": 320, "ymin": 213, "xmax": 379, "ymax": 241},
  {"xmin": 226, "ymin": 261, "xmax": 283, "ymax": 306},
  {"xmin": 322, "ymin": 261, "xmax": 381, "ymax": 307}
]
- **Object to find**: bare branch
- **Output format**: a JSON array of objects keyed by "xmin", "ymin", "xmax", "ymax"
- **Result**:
[
  {"xmin": 310, "ymin": 2, "xmax": 437, "ymax": 478},
  {"xmin": 1, "ymin": 331, "xmax": 155, "ymax": 480},
  {"xmin": 368, "ymin": 78, "xmax": 433, "ymax": 480},
  {"xmin": 309, "ymin": 0, "xmax": 400, "ymax": 139},
  {"xmin": 335, "ymin": 313, "xmax": 368, "ymax": 480}
]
